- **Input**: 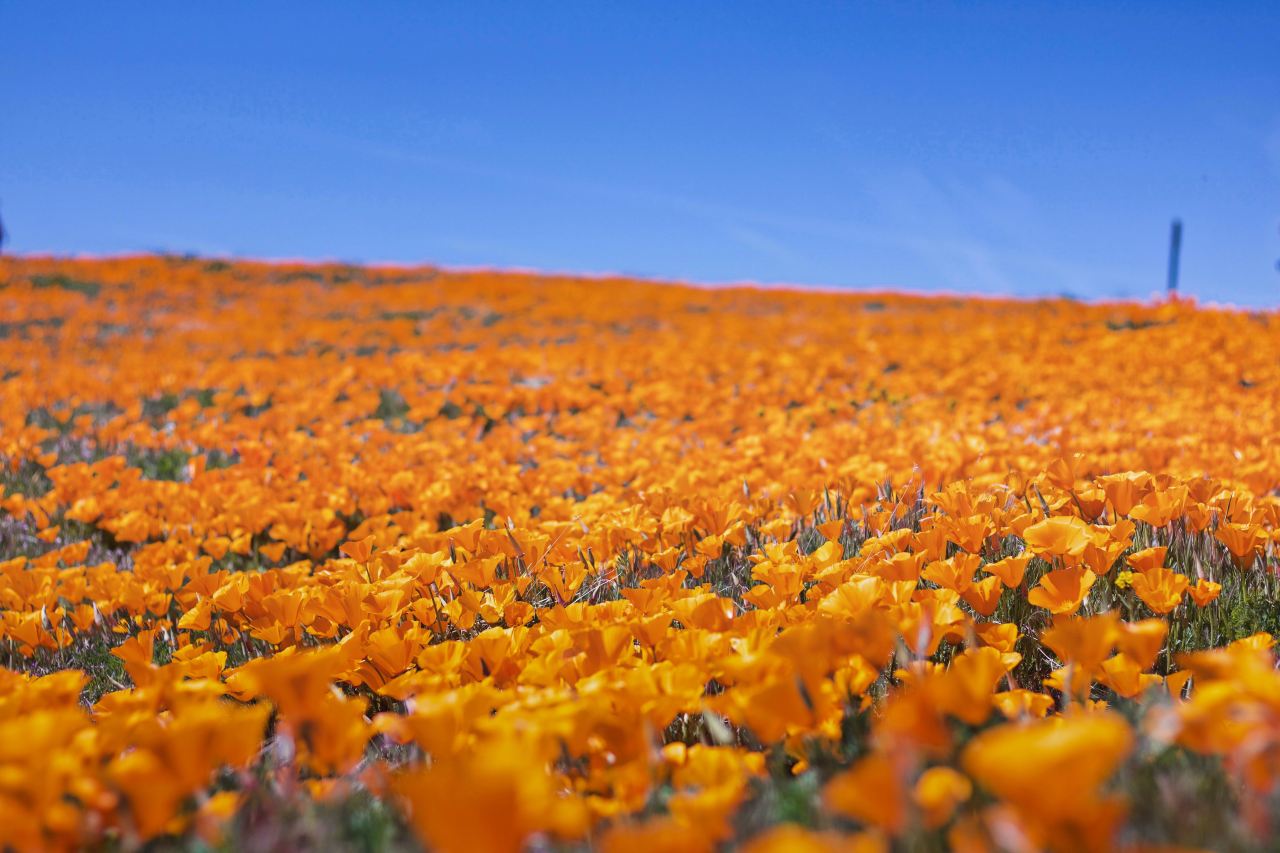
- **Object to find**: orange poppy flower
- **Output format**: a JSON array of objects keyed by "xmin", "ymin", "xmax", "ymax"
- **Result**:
[
  {"xmin": 1022, "ymin": 515, "xmax": 1100, "ymax": 558},
  {"xmin": 1027, "ymin": 567, "xmax": 1097, "ymax": 615},
  {"xmin": 1126, "ymin": 546, "xmax": 1168, "ymax": 572},
  {"xmin": 960, "ymin": 574, "xmax": 1004, "ymax": 616},
  {"xmin": 1187, "ymin": 578, "xmax": 1222, "ymax": 607},
  {"xmin": 824, "ymin": 752, "xmax": 906, "ymax": 834},
  {"xmin": 913, "ymin": 766, "xmax": 973, "ymax": 828},
  {"xmin": 982, "ymin": 554, "xmax": 1031, "ymax": 588},
  {"xmin": 1130, "ymin": 567, "xmax": 1189, "ymax": 614},
  {"xmin": 961, "ymin": 713, "xmax": 1133, "ymax": 827}
]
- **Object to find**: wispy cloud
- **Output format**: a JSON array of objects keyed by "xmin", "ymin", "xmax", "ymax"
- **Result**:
[
  {"xmin": 203, "ymin": 111, "xmax": 1151, "ymax": 296},
  {"xmin": 714, "ymin": 222, "xmax": 805, "ymax": 268}
]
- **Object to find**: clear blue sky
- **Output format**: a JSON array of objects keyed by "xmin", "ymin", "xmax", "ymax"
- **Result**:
[{"xmin": 3, "ymin": 2, "xmax": 1279, "ymax": 304}]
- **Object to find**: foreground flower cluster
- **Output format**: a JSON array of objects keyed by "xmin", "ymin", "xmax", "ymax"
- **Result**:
[{"xmin": 2, "ymin": 256, "xmax": 1280, "ymax": 851}]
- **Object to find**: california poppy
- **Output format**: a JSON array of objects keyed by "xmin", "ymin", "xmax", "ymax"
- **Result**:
[{"xmin": 1027, "ymin": 567, "xmax": 1098, "ymax": 615}]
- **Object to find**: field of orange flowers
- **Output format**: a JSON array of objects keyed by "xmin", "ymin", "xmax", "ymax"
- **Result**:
[{"xmin": 2, "ymin": 255, "xmax": 1280, "ymax": 851}]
